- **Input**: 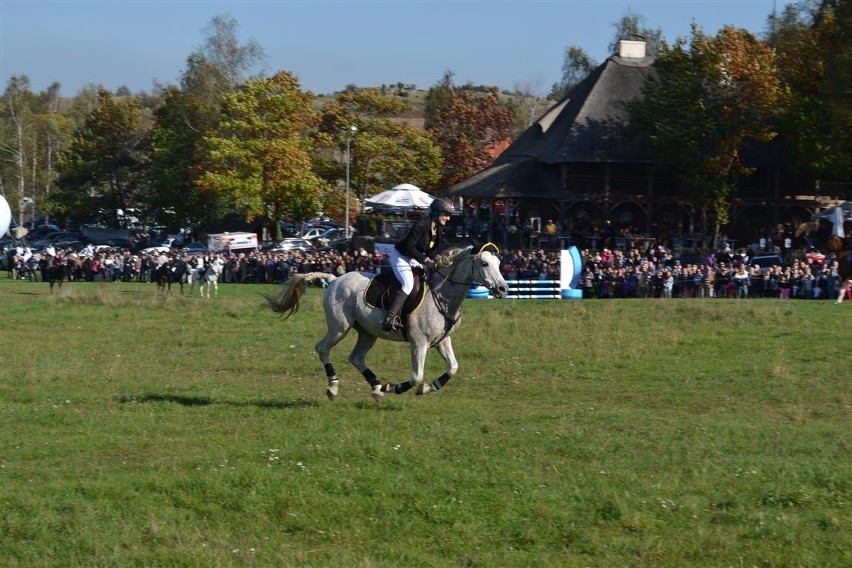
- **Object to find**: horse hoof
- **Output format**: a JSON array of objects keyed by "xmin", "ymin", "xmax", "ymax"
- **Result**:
[
  {"xmin": 380, "ymin": 382, "xmax": 395, "ymax": 393},
  {"xmin": 326, "ymin": 381, "xmax": 339, "ymax": 401},
  {"xmin": 371, "ymin": 385, "xmax": 384, "ymax": 402},
  {"xmin": 416, "ymin": 382, "xmax": 431, "ymax": 396}
]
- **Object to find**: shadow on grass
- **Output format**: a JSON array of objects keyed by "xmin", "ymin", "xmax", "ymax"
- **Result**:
[{"xmin": 118, "ymin": 393, "xmax": 319, "ymax": 409}]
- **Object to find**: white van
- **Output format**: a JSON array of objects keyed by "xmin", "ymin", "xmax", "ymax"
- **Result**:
[{"xmin": 207, "ymin": 232, "xmax": 258, "ymax": 253}]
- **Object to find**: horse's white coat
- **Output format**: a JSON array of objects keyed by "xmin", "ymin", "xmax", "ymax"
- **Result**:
[{"xmin": 190, "ymin": 260, "xmax": 223, "ymax": 298}]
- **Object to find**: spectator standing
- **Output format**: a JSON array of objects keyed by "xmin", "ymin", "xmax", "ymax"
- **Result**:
[
  {"xmin": 733, "ymin": 266, "xmax": 750, "ymax": 298},
  {"xmin": 661, "ymin": 269, "xmax": 674, "ymax": 299}
]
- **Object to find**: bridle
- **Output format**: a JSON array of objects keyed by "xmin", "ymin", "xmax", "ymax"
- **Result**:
[
  {"xmin": 427, "ymin": 244, "xmax": 501, "ymax": 335},
  {"xmin": 432, "ymin": 243, "xmax": 501, "ymax": 291}
]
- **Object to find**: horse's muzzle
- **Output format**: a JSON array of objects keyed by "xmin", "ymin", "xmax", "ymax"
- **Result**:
[{"xmin": 491, "ymin": 285, "xmax": 508, "ymax": 299}]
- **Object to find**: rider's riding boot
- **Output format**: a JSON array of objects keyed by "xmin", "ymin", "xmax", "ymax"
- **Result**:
[{"xmin": 382, "ymin": 289, "xmax": 409, "ymax": 331}]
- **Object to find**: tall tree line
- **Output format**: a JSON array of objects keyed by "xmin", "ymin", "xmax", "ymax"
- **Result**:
[{"xmin": 1, "ymin": 4, "xmax": 849, "ymax": 240}]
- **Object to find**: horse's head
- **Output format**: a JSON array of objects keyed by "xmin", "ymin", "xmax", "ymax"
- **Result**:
[{"xmin": 441, "ymin": 243, "xmax": 508, "ymax": 299}]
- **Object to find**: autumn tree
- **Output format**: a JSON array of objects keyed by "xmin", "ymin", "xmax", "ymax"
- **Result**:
[
  {"xmin": 770, "ymin": 0, "xmax": 852, "ymax": 194},
  {"xmin": 427, "ymin": 87, "xmax": 514, "ymax": 191},
  {"xmin": 147, "ymin": 86, "xmax": 224, "ymax": 235},
  {"xmin": 53, "ymin": 89, "xmax": 148, "ymax": 226},
  {"xmin": 629, "ymin": 25, "xmax": 783, "ymax": 247},
  {"xmin": 608, "ymin": 10, "xmax": 665, "ymax": 57},
  {"xmin": 190, "ymin": 14, "xmax": 266, "ymax": 101},
  {"xmin": 314, "ymin": 88, "xmax": 442, "ymax": 224},
  {"xmin": 33, "ymin": 84, "xmax": 76, "ymax": 223},
  {"xmin": 549, "ymin": 46, "xmax": 597, "ymax": 100},
  {"xmin": 200, "ymin": 72, "xmax": 325, "ymax": 235},
  {"xmin": 147, "ymin": 13, "xmax": 268, "ymax": 235},
  {"xmin": 423, "ymin": 70, "xmax": 455, "ymax": 129},
  {"xmin": 550, "ymin": 11, "xmax": 664, "ymax": 101}
]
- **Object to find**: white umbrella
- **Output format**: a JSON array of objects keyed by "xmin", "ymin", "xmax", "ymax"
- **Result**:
[{"xmin": 365, "ymin": 183, "xmax": 435, "ymax": 209}]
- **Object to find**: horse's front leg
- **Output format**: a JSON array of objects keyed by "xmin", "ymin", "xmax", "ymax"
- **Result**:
[
  {"xmin": 383, "ymin": 341, "xmax": 429, "ymax": 396},
  {"xmin": 417, "ymin": 337, "xmax": 458, "ymax": 395}
]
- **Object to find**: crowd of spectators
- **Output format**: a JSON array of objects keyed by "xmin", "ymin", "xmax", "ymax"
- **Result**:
[
  {"xmin": 5, "ymin": 237, "xmax": 851, "ymax": 302},
  {"xmin": 564, "ymin": 245, "xmax": 849, "ymax": 301}
]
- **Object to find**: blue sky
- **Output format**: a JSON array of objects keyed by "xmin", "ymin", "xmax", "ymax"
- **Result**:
[{"xmin": 1, "ymin": 0, "xmax": 791, "ymax": 97}]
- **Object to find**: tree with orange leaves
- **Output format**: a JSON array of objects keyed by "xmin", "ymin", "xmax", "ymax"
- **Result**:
[
  {"xmin": 629, "ymin": 24, "xmax": 783, "ymax": 249},
  {"xmin": 427, "ymin": 86, "xmax": 515, "ymax": 192}
]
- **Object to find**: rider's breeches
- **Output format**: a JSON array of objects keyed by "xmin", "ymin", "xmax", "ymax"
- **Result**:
[{"xmin": 388, "ymin": 249, "xmax": 421, "ymax": 295}]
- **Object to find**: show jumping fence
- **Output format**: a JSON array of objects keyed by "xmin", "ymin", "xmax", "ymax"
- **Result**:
[
  {"xmin": 468, "ymin": 247, "xmax": 585, "ymax": 300},
  {"xmin": 505, "ymin": 279, "xmax": 563, "ymax": 299}
]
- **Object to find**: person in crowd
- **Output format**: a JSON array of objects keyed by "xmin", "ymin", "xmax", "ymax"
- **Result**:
[
  {"xmin": 661, "ymin": 269, "xmax": 674, "ymax": 298},
  {"xmin": 733, "ymin": 265, "xmax": 750, "ymax": 299}
]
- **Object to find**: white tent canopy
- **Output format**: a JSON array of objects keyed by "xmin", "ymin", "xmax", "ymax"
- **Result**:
[
  {"xmin": 365, "ymin": 183, "xmax": 435, "ymax": 209},
  {"xmin": 813, "ymin": 201, "xmax": 852, "ymax": 238}
]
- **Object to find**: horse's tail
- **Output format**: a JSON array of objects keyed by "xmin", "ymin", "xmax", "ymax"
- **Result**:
[{"xmin": 264, "ymin": 272, "xmax": 337, "ymax": 319}]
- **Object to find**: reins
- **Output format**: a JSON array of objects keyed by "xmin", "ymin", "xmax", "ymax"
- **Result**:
[{"xmin": 426, "ymin": 246, "xmax": 496, "ymax": 339}]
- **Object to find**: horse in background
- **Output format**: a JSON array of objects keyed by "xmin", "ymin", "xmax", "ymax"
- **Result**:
[
  {"xmin": 154, "ymin": 257, "xmax": 188, "ymax": 295},
  {"xmin": 42, "ymin": 256, "xmax": 66, "ymax": 293},
  {"xmin": 827, "ymin": 235, "xmax": 851, "ymax": 280},
  {"xmin": 190, "ymin": 259, "xmax": 223, "ymax": 298}
]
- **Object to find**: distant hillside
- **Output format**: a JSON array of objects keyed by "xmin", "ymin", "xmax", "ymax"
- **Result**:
[{"xmin": 315, "ymin": 86, "xmax": 555, "ymax": 131}]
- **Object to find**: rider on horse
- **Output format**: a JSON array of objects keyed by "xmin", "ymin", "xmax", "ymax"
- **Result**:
[{"xmin": 382, "ymin": 197, "xmax": 454, "ymax": 331}]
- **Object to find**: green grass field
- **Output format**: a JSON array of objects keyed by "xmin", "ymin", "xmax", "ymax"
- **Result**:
[{"xmin": 1, "ymin": 278, "xmax": 849, "ymax": 567}]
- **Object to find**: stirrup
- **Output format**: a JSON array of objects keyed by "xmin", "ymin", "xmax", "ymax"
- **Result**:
[{"xmin": 382, "ymin": 314, "xmax": 401, "ymax": 332}]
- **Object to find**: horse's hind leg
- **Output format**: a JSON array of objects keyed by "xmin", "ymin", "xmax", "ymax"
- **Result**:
[
  {"xmin": 347, "ymin": 330, "xmax": 384, "ymax": 402},
  {"xmin": 316, "ymin": 327, "xmax": 351, "ymax": 401},
  {"xmin": 417, "ymin": 337, "xmax": 459, "ymax": 395}
]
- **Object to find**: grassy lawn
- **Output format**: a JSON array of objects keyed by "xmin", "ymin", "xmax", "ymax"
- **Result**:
[{"xmin": 1, "ymin": 277, "xmax": 849, "ymax": 567}]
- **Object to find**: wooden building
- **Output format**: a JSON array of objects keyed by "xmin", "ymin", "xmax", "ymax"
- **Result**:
[{"xmin": 447, "ymin": 40, "xmax": 847, "ymax": 251}]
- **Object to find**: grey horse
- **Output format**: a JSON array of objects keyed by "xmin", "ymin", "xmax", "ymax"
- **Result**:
[{"xmin": 263, "ymin": 244, "xmax": 508, "ymax": 401}]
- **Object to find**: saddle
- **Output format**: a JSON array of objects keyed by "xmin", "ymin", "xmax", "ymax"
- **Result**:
[{"xmin": 365, "ymin": 269, "xmax": 428, "ymax": 317}]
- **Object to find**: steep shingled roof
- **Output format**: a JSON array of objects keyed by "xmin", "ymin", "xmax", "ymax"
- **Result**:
[{"xmin": 448, "ymin": 52, "xmax": 655, "ymax": 198}]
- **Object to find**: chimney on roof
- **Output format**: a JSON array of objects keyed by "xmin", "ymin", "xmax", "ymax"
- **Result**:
[{"xmin": 618, "ymin": 39, "xmax": 646, "ymax": 58}]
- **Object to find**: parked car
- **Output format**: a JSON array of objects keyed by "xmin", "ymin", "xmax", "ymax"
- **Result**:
[
  {"xmin": 182, "ymin": 242, "xmax": 208, "ymax": 255},
  {"xmin": 300, "ymin": 227, "xmax": 329, "ymax": 241},
  {"xmin": 101, "ymin": 238, "xmax": 136, "ymax": 251},
  {"xmin": 266, "ymin": 238, "xmax": 314, "ymax": 253},
  {"xmin": 749, "ymin": 254, "xmax": 785, "ymax": 274},
  {"xmin": 278, "ymin": 220, "xmax": 300, "ymax": 237},
  {"xmin": 312, "ymin": 227, "xmax": 355, "ymax": 248},
  {"xmin": 141, "ymin": 245, "xmax": 172, "ymax": 255}
]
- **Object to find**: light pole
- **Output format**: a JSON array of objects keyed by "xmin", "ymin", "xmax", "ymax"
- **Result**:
[{"xmin": 343, "ymin": 125, "xmax": 357, "ymax": 239}]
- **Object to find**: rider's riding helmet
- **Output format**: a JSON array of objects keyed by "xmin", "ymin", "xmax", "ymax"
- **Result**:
[{"xmin": 429, "ymin": 197, "xmax": 455, "ymax": 219}]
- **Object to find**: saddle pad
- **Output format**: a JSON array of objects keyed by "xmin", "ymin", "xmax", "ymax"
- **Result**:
[{"xmin": 364, "ymin": 272, "xmax": 427, "ymax": 315}]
